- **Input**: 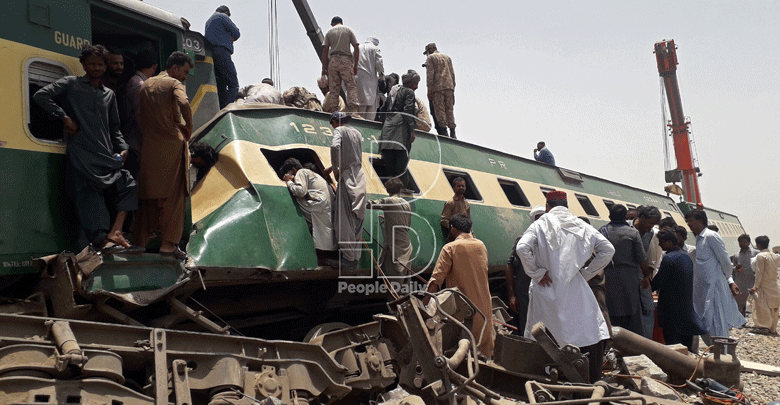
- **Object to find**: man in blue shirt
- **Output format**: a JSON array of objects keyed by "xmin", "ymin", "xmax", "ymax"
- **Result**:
[
  {"xmin": 533, "ymin": 141, "xmax": 556, "ymax": 166},
  {"xmin": 205, "ymin": 5, "xmax": 240, "ymax": 109}
]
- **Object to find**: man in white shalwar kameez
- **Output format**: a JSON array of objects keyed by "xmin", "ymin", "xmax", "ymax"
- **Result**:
[
  {"xmin": 355, "ymin": 36, "xmax": 384, "ymax": 120},
  {"xmin": 281, "ymin": 158, "xmax": 337, "ymax": 254},
  {"xmin": 684, "ymin": 209, "xmax": 745, "ymax": 343},
  {"xmin": 330, "ymin": 112, "xmax": 367, "ymax": 268},
  {"xmin": 517, "ymin": 191, "xmax": 614, "ymax": 383}
]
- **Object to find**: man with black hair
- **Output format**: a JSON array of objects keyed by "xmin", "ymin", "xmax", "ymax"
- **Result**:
[
  {"xmin": 379, "ymin": 69, "xmax": 419, "ymax": 191},
  {"xmin": 730, "ymin": 233, "xmax": 758, "ymax": 316},
  {"xmin": 658, "ymin": 217, "xmax": 677, "ymax": 231},
  {"xmin": 517, "ymin": 191, "xmax": 614, "ymax": 383},
  {"xmin": 33, "ymin": 44, "xmax": 137, "ymax": 251},
  {"xmin": 684, "ymin": 209, "xmax": 745, "ymax": 342},
  {"xmin": 675, "ymin": 225, "xmax": 695, "ymax": 258},
  {"xmin": 600, "ymin": 204, "xmax": 645, "ymax": 335},
  {"xmin": 330, "ymin": 112, "xmax": 366, "ymax": 269},
  {"xmin": 426, "ymin": 214, "xmax": 494, "ymax": 357},
  {"xmin": 101, "ymin": 48, "xmax": 125, "ymax": 93},
  {"xmin": 123, "ymin": 49, "xmax": 158, "ymax": 178},
  {"xmin": 750, "ymin": 235, "xmax": 780, "ymax": 334},
  {"xmin": 133, "ymin": 51, "xmax": 194, "ymax": 260},
  {"xmin": 205, "ymin": 5, "xmax": 241, "ymax": 109},
  {"xmin": 633, "ymin": 205, "xmax": 662, "ymax": 339},
  {"xmin": 533, "ymin": 141, "xmax": 555, "ymax": 166},
  {"xmin": 440, "ymin": 177, "xmax": 470, "ymax": 241},
  {"xmin": 367, "ymin": 178, "xmax": 412, "ymax": 277},
  {"xmin": 281, "ymin": 158, "xmax": 337, "ymax": 257},
  {"xmin": 652, "ymin": 229, "xmax": 706, "ymax": 352},
  {"xmin": 321, "ymin": 16, "xmax": 360, "ymax": 117},
  {"xmin": 189, "ymin": 142, "xmax": 218, "ymax": 190}
]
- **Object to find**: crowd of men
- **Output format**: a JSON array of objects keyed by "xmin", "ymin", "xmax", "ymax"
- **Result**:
[
  {"xmin": 34, "ymin": 44, "xmax": 217, "ymax": 259},
  {"xmin": 209, "ymin": 8, "xmax": 456, "ymax": 139}
]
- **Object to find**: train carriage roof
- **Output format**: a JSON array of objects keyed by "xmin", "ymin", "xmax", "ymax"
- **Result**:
[{"xmin": 99, "ymin": 0, "xmax": 184, "ymax": 30}]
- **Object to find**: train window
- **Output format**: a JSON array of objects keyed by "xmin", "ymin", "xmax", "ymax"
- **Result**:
[
  {"xmin": 443, "ymin": 169, "xmax": 482, "ymax": 201},
  {"xmin": 497, "ymin": 179, "xmax": 530, "ymax": 207},
  {"xmin": 369, "ymin": 157, "xmax": 420, "ymax": 194},
  {"xmin": 603, "ymin": 200, "xmax": 615, "ymax": 211},
  {"xmin": 260, "ymin": 147, "xmax": 333, "ymax": 184},
  {"xmin": 539, "ymin": 187, "xmax": 556, "ymax": 197},
  {"xmin": 626, "ymin": 204, "xmax": 637, "ymax": 210},
  {"xmin": 26, "ymin": 60, "xmax": 70, "ymax": 142},
  {"xmin": 575, "ymin": 194, "xmax": 600, "ymax": 217},
  {"xmin": 667, "ymin": 202, "xmax": 678, "ymax": 212}
]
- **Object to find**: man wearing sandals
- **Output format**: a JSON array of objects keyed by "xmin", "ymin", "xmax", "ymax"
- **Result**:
[
  {"xmin": 33, "ymin": 44, "xmax": 137, "ymax": 251},
  {"xmin": 132, "ymin": 52, "xmax": 194, "ymax": 259}
]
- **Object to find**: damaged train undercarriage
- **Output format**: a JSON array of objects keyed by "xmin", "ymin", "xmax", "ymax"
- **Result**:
[{"xmin": 1, "ymin": 286, "xmax": 736, "ymax": 405}]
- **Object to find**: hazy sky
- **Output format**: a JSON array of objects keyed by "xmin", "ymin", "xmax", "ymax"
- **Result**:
[{"xmin": 147, "ymin": 0, "xmax": 780, "ymax": 248}]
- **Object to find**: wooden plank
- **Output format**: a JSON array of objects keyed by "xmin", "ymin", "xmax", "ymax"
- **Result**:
[{"xmin": 741, "ymin": 359, "xmax": 780, "ymax": 376}]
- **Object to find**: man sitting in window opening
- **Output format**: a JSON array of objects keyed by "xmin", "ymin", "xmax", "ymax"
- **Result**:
[
  {"xmin": 33, "ymin": 44, "xmax": 137, "ymax": 251},
  {"xmin": 440, "ymin": 176, "xmax": 470, "ymax": 242},
  {"xmin": 281, "ymin": 158, "xmax": 338, "ymax": 264}
]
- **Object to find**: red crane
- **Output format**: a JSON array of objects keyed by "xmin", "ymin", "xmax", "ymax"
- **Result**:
[{"xmin": 654, "ymin": 39, "xmax": 702, "ymax": 205}]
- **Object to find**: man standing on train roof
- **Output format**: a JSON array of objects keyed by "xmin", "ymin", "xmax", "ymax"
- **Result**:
[
  {"xmin": 426, "ymin": 214, "xmax": 494, "ymax": 358},
  {"xmin": 750, "ymin": 235, "xmax": 780, "ymax": 334},
  {"xmin": 122, "ymin": 49, "xmax": 158, "ymax": 178},
  {"xmin": 322, "ymin": 16, "xmax": 360, "ymax": 118},
  {"xmin": 730, "ymin": 233, "xmax": 758, "ymax": 316},
  {"xmin": 33, "ymin": 44, "xmax": 137, "ymax": 251},
  {"xmin": 516, "ymin": 191, "xmax": 614, "ymax": 383},
  {"xmin": 132, "ymin": 51, "xmax": 194, "ymax": 260},
  {"xmin": 330, "ymin": 112, "xmax": 367, "ymax": 270},
  {"xmin": 355, "ymin": 36, "xmax": 384, "ymax": 120},
  {"xmin": 423, "ymin": 43, "xmax": 456, "ymax": 138},
  {"xmin": 684, "ymin": 209, "xmax": 746, "ymax": 343},
  {"xmin": 379, "ymin": 70, "xmax": 419, "ymax": 191},
  {"xmin": 205, "ymin": 5, "xmax": 240, "ymax": 109},
  {"xmin": 440, "ymin": 177, "xmax": 470, "ymax": 242},
  {"xmin": 533, "ymin": 141, "xmax": 556, "ymax": 166}
]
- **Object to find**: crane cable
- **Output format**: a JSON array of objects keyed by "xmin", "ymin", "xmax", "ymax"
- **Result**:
[{"xmin": 268, "ymin": 0, "xmax": 281, "ymax": 88}]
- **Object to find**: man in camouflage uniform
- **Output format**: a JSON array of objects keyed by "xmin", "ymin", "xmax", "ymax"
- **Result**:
[
  {"xmin": 424, "ymin": 43, "xmax": 456, "ymax": 138},
  {"xmin": 283, "ymin": 87, "xmax": 323, "ymax": 111},
  {"xmin": 321, "ymin": 16, "xmax": 360, "ymax": 117}
]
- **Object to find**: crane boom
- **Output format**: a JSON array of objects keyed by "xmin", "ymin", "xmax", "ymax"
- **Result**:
[
  {"xmin": 654, "ymin": 39, "xmax": 702, "ymax": 205},
  {"xmin": 291, "ymin": 0, "xmax": 324, "ymax": 56}
]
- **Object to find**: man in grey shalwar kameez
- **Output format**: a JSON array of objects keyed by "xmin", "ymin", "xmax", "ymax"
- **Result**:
[
  {"xmin": 367, "ymin": 178, "xmax": 412, "ymax": 277},
  {"xmin": 33, "ymin": 44, "xmax": 137, "ymax": 250},
  {"xmin": 281, "ymin": 158, "xmax": 337, "ymax": 253},
  {"xmin": 355, "ymin": 36, "xmax": 384, "ymax": 120},
  {"xmin": 330, "ymin": 112, "xmax": 367, "ymax": 268}
]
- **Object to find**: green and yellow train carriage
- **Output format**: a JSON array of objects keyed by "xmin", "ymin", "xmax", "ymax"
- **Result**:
[
  {"xmin": 1, "ymin": 0, "xmax": 748, "ymax": 336},
  {"xmin": 0, "ymin": 0, "xmax": 217, "ymax": 275}
]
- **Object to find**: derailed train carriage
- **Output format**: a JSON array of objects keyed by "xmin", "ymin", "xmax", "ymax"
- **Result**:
[{"xmin": 0, "ymin": 0, "xmax": 748, "ymax": 338}]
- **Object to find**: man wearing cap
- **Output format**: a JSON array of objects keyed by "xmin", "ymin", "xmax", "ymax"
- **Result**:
[
  {"xmin": 355, "ymin": 36, "xmax": 384, "ymax": 120},
  {"xmin": 378, "ymin": 69, "xmax": 419, "ymax": 191},
  {"xmin": 517, "ymin": 191, "xmax": 614, "ymax": 383},
  {"xmin": 322, "ymin": 17, "xmax": 360, "ymax": 117},
  {"xmin": 205, "ymin": 5, "xmax": 240, "ymax": 109},
  {"xmin": 329, "ymin": 112, "xmax": 366, "ymax": 269},
  {"xmin": 423, "ymin": 43, "xmax": 456, "ymax": 138},
  {"xmin": 506, "ymin": 205, "xmax": 545, "ymax": 333}
]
